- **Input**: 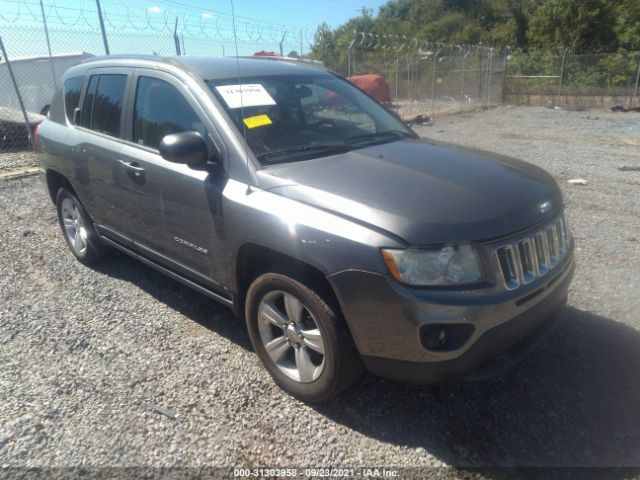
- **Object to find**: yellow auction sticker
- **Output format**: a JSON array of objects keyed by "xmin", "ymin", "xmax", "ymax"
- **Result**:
[{"xmin": 243, "ymin": 114, "xmax": 273, "ymax": 129}]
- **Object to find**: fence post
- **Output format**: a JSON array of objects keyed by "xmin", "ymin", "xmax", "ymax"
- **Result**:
[
  {"xmin": 633, "ymin": 60, "xmax": 640, "ymax": 105},
  {"xmin": 407, "ymin": 53, "xmax": 412, "ymax": 102},
  {"xmin": 299, "ymin": 29, "xmax": 303, "ymax": 57},
  {"xmin": 415, "ymin": 53, "xmax": 420, "ymax": 102},
  {"xmin": 279, "ymin": 30, "xmax": 287, "ymax": 57},
  {"xmin": 502, "ymin": 50, "xmax": 508, "ymax": 103},
  {"xmin": 460, "ymin": 51, "xmax": 469, "ymax": 112},
  {"xmin": 558, "ymin": 49, "xmax": 567, "ymax": 96},
  {"xmin": 0, "ymin": 36, "xmax": 33, "ymax": 147},
  {"xmin": 394, "ymin": 40, "xmax": 405, "ymax": 110},
  {"xmin": 348, "ymin": 32, "xmax": 356, "ymax": 77},
  {"xmin": 487, "ymin": 48, "xmax": 494, "ymax": 105},
  {"xmin": 431, "ymin": 50, "xmax": 439, "ymax": 116},
  {"xmin": 95, "ymin": 0, "xmax": 110, "ymax": 55},
  {"xmin": 173, "ymin": 16, "xmax": 181, "ymax": 55},
  {"xmin": 39, "ymin": 0, "xmax": 57, "ymax": 89},
  {"xmin": 477, "ymin": 50, "xmax": 484, "ymax": 107},
  {"xmin": 395, "ymin": 52, "xmax": 399, "ymax": 108}
]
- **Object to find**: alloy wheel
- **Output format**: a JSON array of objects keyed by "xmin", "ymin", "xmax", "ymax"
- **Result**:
[
  {"xmin": 257, "ymin": 290, "xmax": 326, "ymax": 383},
  {"xmin": 60, "ymin": 197, "xmax": 88, "ymax": 255}
]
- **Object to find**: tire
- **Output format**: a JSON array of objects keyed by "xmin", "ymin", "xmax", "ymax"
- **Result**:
[
  {"xmin": 55, "ymin": 187, "xmax": 109, "ymax": 266},
  {"xmin": 245, "ymin": 271, "xmax": 363, "ymax": 402}
]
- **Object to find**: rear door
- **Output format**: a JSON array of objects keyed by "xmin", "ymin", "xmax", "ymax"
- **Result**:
[{"xmin": 71, "ymin": 68, "xmax": 131, "ymax": 239}]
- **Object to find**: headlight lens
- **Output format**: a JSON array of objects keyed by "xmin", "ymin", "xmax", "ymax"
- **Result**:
[{"xmin": 382, "ymin": 245, "xmax": 483, "ymax": 286}]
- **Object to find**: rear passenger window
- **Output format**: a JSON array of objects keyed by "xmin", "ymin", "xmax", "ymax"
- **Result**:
[
  {"xmin": 133, "ymin": 76, "xmax": 205, "ymax": 150},
  {"xmin": 81, "ymin": 74, "xmax": 126, "ymax": 137},
  {"xmin": 92, "ymin": 75, "xmax": 126, "ymax": 137},
  {"xmin": 63, "ymin": 76, "xmax": 83, "ymax": 124}
]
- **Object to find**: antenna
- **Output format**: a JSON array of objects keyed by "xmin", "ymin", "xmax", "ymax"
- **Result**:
[{"xmin": 229, "ymin": 0, "xmax": 252, "ymax": 194}]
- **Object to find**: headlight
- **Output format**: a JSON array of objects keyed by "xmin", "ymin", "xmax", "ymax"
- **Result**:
[{"xmin": 382, "ymin": 245, "xmax": 483, "ymax": 286}]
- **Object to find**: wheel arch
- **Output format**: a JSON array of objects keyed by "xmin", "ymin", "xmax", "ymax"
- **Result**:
[
  {"xmin": 235, "ymin": 243, "xmax": 343, "ymax": 320},
  {"xmin": 45, "ymin": 168, "xmax": 76, "ymax": 204}
]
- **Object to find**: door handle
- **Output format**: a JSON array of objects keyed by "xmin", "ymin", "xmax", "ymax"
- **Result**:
[{"xmin": 119, "ymin": 160, "xmax": 145, "ymax": 177}]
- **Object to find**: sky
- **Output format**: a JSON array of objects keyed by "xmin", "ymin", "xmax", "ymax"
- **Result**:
[
  {"xmin": 0, "ymin": 0, "xmax": 389, "ymax": 57},
  {"xmin": 15, "ymin": 0, "xmax": 390, "ymax": 30},
  {"xmin": 202, "ymin": 0, "xmax": 387, "ymax": 29}
]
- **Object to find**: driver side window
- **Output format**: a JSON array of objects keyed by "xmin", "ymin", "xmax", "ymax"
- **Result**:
[{"xmin": 133, "ymin": 76, "xmax": 206, "ymax": 150}]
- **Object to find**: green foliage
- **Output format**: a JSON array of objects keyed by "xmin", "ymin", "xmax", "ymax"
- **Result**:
[
  {"xmin": 527, "ymin": 0, "xmax": 618, "ymax": 53},
  {"xmin": 311, "ymin": 0, "xmax": 638, "ymax": 60},
  {"xmin": 614, "ymin": 1, "xmax": 640, "ymax": 51},
  {"xmin": 309, "ymin": 0, "xmax": 640, "ymax": 93}
]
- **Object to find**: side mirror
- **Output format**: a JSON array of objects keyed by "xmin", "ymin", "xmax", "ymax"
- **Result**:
[{"xmin": 159, "ymin": 131, "xmax": 210, "ymax": 166}]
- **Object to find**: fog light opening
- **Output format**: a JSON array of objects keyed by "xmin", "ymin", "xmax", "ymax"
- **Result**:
[
  {"xmin": 420, "ymin": 323, "xmax": 475, "ymax": 352},
  {"xmin": 422, "ymin": 325, "xmax": 448, "ymax": 351}
]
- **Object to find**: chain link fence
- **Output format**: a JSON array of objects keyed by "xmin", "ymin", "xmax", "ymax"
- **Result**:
[
  {"xmin": 2, "ymin": 1, "xmax": 640, "ymax": 157},
  {"xmin": 504, "ymin": 50, "xmax": 640, "ymax": 109},
  {"xmin": 0, "ymin": 0, "xmax": 310, "ymax": 153},
  {"xmin": 321, "ymin": 40, "xmax": 505, "ymax": 118}
]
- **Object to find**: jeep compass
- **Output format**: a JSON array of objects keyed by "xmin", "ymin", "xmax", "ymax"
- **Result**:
[{"xmin": 36, "ymin": 56, "xmax": 575, "ymax": 402}]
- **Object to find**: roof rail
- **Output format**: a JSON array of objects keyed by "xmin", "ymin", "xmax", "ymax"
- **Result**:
[{"xmin": 237, "ymin": 55, "xmax": 326, "ymax": 68}]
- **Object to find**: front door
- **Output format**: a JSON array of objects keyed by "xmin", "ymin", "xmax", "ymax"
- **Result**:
[{"xmin": 116, "ymin": 70, "xmax": 226, "ymax": 287}]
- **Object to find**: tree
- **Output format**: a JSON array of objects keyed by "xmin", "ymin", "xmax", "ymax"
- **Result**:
[
  {"xmin": 308, "ymin": 0, "xmax": 633, "ymax": 59},
  {"xmin": 527, "ymin": 0, "xmax": 618, "ymax": 53},
  {"xmin": 614, "ymin": 1, "xmax": 640, "ymax": 51}
]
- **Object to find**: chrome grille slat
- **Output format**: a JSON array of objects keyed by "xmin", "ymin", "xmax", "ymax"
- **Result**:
[
  {"xmin": 517, "ymin": 238, "xmax": 536, "ymax": 285},
  {"xmin": 494, "ymin": 214, "xmax": 570, "ymax": 291},
  {"xmin": 546, "ymin": 226, "xmax": 558, "ymax": 268},
  {"xmin": 558, "ymin": 217, "xmax": 568, "ymax": 255},
  {"xmin": 533, "ymin": 232, "xmax": 549, "ymax": 276}
]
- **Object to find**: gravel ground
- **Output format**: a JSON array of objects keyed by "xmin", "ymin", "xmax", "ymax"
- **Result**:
[
  {"xmin": 1, "ymin": 106, "xmax": 639, "ymax": 473},
  {"xmin": 0, "ymin": 151, "xmax": 38, "ymax": 172}
]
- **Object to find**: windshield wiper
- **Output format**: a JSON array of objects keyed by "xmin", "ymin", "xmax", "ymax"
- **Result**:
[
  {"xmin": 345, "ymin": 130, "xmax": 415, "ymax": 145},
  {"xmin": 257, "ymin": 144, "xmax": 351, "ymax": 161}
]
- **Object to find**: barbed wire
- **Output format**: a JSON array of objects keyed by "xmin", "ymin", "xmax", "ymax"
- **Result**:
[
  {"xmin": 0, "ymin": 0, "xmax": 312, "ymax": 45},
  {"xmin": 1, "ymin": 0, "xmax": 634, "ymax": 60},
  {"xmin": 345, "ymin": 29, "xmax": 631, "ymax": 58}
]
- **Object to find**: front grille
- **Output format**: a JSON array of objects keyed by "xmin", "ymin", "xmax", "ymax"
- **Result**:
[{"xmin": 494, "ymin": 214, "xmax": 570, "ymax": 291}]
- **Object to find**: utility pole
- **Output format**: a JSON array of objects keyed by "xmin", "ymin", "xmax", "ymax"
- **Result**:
[{"xmin": 357, "ymin": 7, "xmax": 373, "ymax": 17}]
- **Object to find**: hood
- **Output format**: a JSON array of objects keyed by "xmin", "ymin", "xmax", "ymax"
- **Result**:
[{"xmin": 256, "ymin": 138, "xmax": 563, "ymax": 245}]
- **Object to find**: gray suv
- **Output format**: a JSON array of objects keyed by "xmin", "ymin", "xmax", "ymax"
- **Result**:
[{"xmin": 36, "ymin": 56, "xmax": 574, "ymax": 402}]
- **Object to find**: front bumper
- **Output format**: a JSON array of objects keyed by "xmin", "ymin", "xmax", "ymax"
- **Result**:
[{"xmin": 328, "ymin": 254, "xmax": 574, "ymax": 383}]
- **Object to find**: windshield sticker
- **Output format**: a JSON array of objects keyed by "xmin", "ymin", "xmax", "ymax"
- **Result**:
[
  {"xmin": 243, "ymin": 114, "xmax": 273, "ymax": 129},
  {"xmin": 215, "ymin": 84, "xmax": 276, "ymax": 109}
]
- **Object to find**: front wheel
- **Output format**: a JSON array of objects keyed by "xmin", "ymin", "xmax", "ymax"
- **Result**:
[{"xmin": 245, "ymin": 272, "xmax": 363, "ymax": 402}]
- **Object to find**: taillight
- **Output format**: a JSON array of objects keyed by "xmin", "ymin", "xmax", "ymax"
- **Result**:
[{"xmin": 33, "ymin": 123, "xmax": 40, "ymax": 150}]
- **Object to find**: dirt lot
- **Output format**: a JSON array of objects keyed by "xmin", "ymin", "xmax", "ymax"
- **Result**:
[{"xmin": 1, "ymin": 106, "xmax": 639, "ymax": 473}]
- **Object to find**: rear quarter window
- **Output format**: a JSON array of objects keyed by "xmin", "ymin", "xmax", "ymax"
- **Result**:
[{"xmin": 63, "ymin": 76, "xmax": 84, "ymax": 124}]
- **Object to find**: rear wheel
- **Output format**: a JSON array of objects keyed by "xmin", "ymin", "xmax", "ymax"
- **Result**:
[
  {"xmin": 56, "ymin": 188, "xmax": 109, "ymax": 265},
  {"xmin": 245, "ymin": 272, "xmax": 363, "ymax": 402}
]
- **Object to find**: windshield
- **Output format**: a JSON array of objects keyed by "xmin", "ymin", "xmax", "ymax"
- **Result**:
[{"xmin": 206, "ymin": 73, "xmax": 415, "ymax": 165}]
